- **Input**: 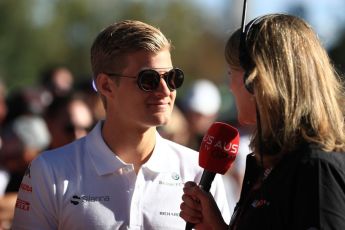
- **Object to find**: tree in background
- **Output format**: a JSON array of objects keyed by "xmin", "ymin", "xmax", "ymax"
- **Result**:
[{"xmin": 0, "ymin": 0, "xmax": 234, "ymax": 93}]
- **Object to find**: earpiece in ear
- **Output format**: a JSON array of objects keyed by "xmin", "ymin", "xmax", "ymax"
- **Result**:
[{"xmin": 243, "ymin": 71, "xmax": 254, "ymax": 94}]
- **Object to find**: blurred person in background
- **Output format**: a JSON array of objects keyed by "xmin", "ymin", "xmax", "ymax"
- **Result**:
[
  {"xmin": 181, "ymin": 79, "xmax": 222, "ymax": 150},
  {"xmin": 0, "ymin": 78, "xmax": 8, "ymax": 191},
  {"xmin": 0, "ymin": 193, "xmax": 16, "ymax": 230},
  {"xmin": 179, "ymin": 14, "xmax": 345, "ymax": 229},
  {"xmin": 222, "ymin": 121, "xmax": 253, "ymax": 212},
  {"xmin": 0, "ymin": 79, "xmax": 7, "ymax": 127},
  {"xmin": 43, "ymin": 94, "xmax": 94, "ymax": 149},
  {"xmin": 0, "ymin": 78, "xmax": 11, "ymax": 230},
  {"xmin": 0, "ymin": 115, "xmax": 51, "ymax": 192},
  {"xmin": 75, "ymin": 78, "xmax": 106, "ymax": 121},
  {"xmin": 4, "ymin": 87, "xmax": 52, "ymax": 124},
  {"xmin": 0, "ymin": 115, "xmax": 51, "ymax": 230},
  {"xmin": 12, "ymin": 19, "xmax": 230, "ymax": 229},
  {"xmin": 40, "ymin": 65, "xmax": 75, "ymax": 98}
]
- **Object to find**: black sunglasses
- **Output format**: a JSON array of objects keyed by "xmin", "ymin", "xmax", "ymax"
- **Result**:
[{"xmin": 104, "ymin": 68, "xmax": 184, "ymax": 92}]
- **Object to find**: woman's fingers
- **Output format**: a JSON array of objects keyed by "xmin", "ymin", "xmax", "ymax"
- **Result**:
[
  {"xmin": 181, "ymin": 194, "xmax": 202, "ymax": 211},
  {"xmin": 179, "ymin": 200, "xmax": 202, "ymax": 223},
  {"xmin": 184, "ymin": 181, "xmax": 197, "ymax": 190},
  {"xmin": 180, "ymin": 181, "xmax": 228, "ymax": 230},
  {"xmin": 183, "ymin": 182, "xmax": 208, "ymax": 203},
  {"xmin": 180, "ymin": 182, "xmax": 204, "ymax": 223}
]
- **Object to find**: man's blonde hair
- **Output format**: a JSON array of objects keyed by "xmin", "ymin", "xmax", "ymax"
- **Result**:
[{"xmin": 91, "ymin": 20, "xmax": 171, "ymax": 79}]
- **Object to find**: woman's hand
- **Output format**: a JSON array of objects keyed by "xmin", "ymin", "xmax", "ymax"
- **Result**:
[{"xmin": 180, "ymin": 181, "xmax": 228, "ymax": 230}]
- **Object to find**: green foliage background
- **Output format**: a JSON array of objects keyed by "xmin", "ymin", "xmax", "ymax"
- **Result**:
[
  {"xmin": 0, "ymin": 0, "xmax": 233, "ymax": 93},
  {"xmin": 1, "ymin": 0, "xmax": 344, "ymax": 110}
]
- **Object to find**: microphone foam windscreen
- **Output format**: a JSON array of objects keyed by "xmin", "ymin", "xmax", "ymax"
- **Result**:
[{"xmin": 199, "ymin": 122, "xmax": 240, "ymax": 174}]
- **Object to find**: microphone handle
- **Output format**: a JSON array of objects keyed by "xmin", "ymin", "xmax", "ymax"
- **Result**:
[
  {"xmin": 199, "ymin": 170, "xmax": 216, "ymax": 192},
  {"xmin": 185, "ymin": 222, "xmax": 194, "ymax": 230},
  {"xmin": 185, "ymin": 170, "xmax": 216, "ymax": 230}
]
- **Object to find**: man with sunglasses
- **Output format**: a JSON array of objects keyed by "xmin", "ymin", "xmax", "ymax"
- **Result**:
[{"xmin": 12, "ymin": 20, "xmax": 230, "ymax": 229}]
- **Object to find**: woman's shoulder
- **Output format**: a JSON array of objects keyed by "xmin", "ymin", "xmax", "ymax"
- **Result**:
[{"xmin": 298, "ymin": 144, "xmax": 345, "ymax": 173}]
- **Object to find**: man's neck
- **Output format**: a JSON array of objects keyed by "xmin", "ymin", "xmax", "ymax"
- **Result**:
[{"xmin": 101, "ymin": 120, "xmax": 157, "ymax": 174}]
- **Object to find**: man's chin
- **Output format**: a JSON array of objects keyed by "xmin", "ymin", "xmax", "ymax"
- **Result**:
[{"xmin": 150, "ymin": 115, "xmax": 170, "ymax": 127}]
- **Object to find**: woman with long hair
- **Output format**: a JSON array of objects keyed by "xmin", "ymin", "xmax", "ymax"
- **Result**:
[{"xmin": 180, "ymin": 14, "xmax": 345, "ymax": 230}]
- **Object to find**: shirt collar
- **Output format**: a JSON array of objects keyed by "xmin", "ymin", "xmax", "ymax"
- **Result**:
[
  {"xmin": 85, "ymin": 121, "xmax": 177, "ymax": 176},
  {"xmin": 85, "ymin": 121, "xmax": 127, "ymax": 176}
]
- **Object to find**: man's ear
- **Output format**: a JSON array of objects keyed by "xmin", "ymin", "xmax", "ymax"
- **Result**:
[{"xmin": 96, "ymin": 73, "xmax": 113, "ymax": 95}]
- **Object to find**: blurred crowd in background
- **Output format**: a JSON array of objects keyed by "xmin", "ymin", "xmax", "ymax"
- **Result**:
[
  {"xmin": 0, "ymin": 66, "xmax": 102, "ymax": 229},
  {"xmin": 1, "ymin": 1, "xmax": 345, "ymax": 229},
  {"xmin": 0, "ymin": 65, "xmax": 251, "ymax": 229}
]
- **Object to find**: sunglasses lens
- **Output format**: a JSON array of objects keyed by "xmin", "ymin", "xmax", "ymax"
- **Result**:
[
  {"xmin": 166, "ymin": 68, "xmax": 184, "ymax": 90},
  {"xmin": 138, "ymin": 70, "xmax": 160, "ymax": 91},
  {"xmin": 137, "ymin": 68, "xmax": 184, "ymax": 91}
]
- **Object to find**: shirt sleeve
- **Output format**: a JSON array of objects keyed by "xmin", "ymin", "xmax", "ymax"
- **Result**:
[
  {"xmin": 12, "ymin": 156, "xmax": 58, "ymax": 230},
  {"xmin": 291, "ymin": 156, "xmax": 345, "ymax": 229}
]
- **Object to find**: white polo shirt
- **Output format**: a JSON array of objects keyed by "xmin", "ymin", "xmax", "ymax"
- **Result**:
[{"xmin": 12, "ymin": 121, "xmax": 230, "ymax": 230}]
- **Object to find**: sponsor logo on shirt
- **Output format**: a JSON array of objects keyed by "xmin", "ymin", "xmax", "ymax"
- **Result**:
[
  {"xmin": 158, "ymin": 172, "xmax": 183, "ymax": 187},
  {"xmin": 15, "ymin": 199, "xmax": 30, "ymax": 211},
  {"xmin": 19, "ymin": 183, "xmax": 32, "ymax": 193},
  {"xmin": 158, "ymin": 181, "xmax": 184, "ymax": 186},
  {"xmin": 171, "ymin": 172, "xmax": 180, "ymax": 180},
  {"xmin": 159, "ymin": 211, "xmax": 180, "ymax": 217},
  {"xmin": 70, "ymin": 194, "xmax": 111, "ymax": 205}
]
